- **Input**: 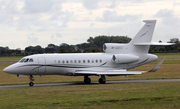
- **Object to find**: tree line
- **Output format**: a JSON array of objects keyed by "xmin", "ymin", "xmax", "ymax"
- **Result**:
[{"xmin": 0, "ymin": 36, "xmax": 179, "ymax": 56}]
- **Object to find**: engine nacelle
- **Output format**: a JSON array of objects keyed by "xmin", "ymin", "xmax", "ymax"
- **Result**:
[
  {"xmin": 112, "ymin": 54, "xmax": 139, "ymax": 64},
  {"xmin": 103, "ymin": 43, "xmax": 128, "ymax": 54}
]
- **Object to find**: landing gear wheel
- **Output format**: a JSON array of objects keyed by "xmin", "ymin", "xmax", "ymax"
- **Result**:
[
  {"xmin": 84, "ymin": 78, "xmax": 91, "ymax": 84},
  {"xmin": 99, "ymin": 78, "xmax": 106, "ymax": 84},
  {"xmin": 84, "ymin": 76, "xmax": 91, "ymax": 84},
  {"xmin": 29, "ymin": 82, "xmax": 34, "ymax": 86},
  {"xmin": 29, "ymin": 75, "xmax": 35, "ymax": 86}
]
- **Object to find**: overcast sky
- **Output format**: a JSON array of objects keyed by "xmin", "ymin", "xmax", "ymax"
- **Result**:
[{"xmin": 0, "ymin": 0, "xmax": 180, "ymax": 49}]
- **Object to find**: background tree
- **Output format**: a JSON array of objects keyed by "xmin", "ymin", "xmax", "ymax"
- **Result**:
[
  {"xmin": 166, "ymin": 38, "xmax": 180, "ymax": 52},
  {"xmin": 87, "ymin": 35, "xmax": 132, "ymax": 51},
  {"xmin": 0, "ymin": 37, "xmax": 179, "ymax": 55},
  {"xmin": 25, "ymin": 45, "xmax": 43, "ymax": 54},
  {"xmin": 45, "ymin": 44, "xmax": 59, "ymax": 53}
]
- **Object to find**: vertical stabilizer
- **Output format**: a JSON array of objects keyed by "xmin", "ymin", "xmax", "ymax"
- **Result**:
[
  {"xmin": 130, "ymin": 20, "xmax": 156, "ymax": 44},
  {"xmin": 103, "ymin": 20, "xmax": 173, "ymax": 54},
  {"xmin": 127, "ymin": 20, "xmax": 156, "ymax": 54}
]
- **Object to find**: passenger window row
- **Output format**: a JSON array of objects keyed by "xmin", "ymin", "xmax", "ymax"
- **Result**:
[
  {"xmin": 19, "ymin": 58, "xmax": 34, "ymax": 63},
  {"xmin": 55, "ymin": 59, "xmax": 102, "ymax": 64}
]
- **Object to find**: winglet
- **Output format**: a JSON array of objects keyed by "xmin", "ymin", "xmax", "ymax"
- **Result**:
[{"xmin": 148, "ymin": 57, "xmax": 166, "ymax": 72}]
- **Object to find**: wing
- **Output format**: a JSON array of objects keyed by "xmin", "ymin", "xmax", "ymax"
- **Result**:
[
  {"xmin": 148, "ymin": 57, "xmax": 165, "ymax": 72},
  {"xmin": 75, "ymin": 57, "xmax": 165, "ymax": 76},
  {"xmin": 75, "ymin": 70, "xmax": 145, "ymax": 76}
]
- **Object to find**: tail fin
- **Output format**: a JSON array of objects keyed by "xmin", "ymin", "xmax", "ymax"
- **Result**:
[
  {"xmin": 103, "ymin": 20, "xmax": 174, "ymax": 54},
  {"xmin": 128, "ymin": 20, "xmax": 174, "ymax": 54},
  {"xmin": 130, "ymin": 20, "xmax": 156, "ymax": 45},
  {"xmin": 127, "ymin": 20, "xmax": 156, "ymax": 54}
]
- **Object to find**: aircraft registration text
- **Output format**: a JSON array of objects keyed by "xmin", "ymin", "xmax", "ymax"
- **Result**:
[{"xmin": 111, "ymin": 46, "xmax": 123, "ymax": 49}]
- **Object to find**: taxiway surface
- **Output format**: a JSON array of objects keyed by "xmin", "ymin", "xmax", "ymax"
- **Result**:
[{"xmin": 0, "ymin": 79, "xmax": 180, "ymax": 89}]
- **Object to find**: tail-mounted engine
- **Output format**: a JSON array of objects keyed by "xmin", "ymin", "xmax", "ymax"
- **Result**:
[{"xmin": 112, "ymin": 54, "xmax": 139, "ymax": 64}]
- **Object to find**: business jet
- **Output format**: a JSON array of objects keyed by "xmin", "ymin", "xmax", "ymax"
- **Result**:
[{"xmin": 3, "ymin": 20, "xmax": 174, "ymax": 86}]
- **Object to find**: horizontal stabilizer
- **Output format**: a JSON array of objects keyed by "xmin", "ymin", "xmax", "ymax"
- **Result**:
[
  {"xmin": 134, "ymin": 42, "xmax": 175, "ymax": 45},
  {"xmin": 75, "ymin": 70, "xmax": 144, "ymax": 76}
]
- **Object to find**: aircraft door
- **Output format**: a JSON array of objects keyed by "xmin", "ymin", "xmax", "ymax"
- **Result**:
[{"xmin": 38, "ymin": 57, "xmax": 46, "ymax": 73}]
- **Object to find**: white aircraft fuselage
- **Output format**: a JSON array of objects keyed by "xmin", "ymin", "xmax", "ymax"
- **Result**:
[
  {"xmin": 3, "ymin": 53, "xmax": 157, "ymax": 75},
  {"xmin": 3, "ymin": 20, "xmax": 174, "ymax": 86}
]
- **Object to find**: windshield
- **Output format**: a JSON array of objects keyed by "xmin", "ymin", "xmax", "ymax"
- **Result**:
[{"xmin": 19, "ymin": 58, "xmax": 34, "ymax": 63}]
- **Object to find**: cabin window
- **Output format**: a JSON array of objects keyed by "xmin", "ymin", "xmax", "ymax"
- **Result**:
[
  {"xmin": 74, "ymin": 60, "xmax": 77, "ymax": 63},
  {"xmin": 66, "ymin": 60, "xmax": 69, "ymax": 63},
  {"xmin": 58, "ymin": 60, "xmax": 60, "ymax": 63},
  {"xmin": 83, "ymin": 60, "xmax": 85, "ymax": 63},
  {"xmin": 70, "ymin": 60, "xmax": 73, "ymax": 63},
  {"xmin": 100, "ymin": 59, "xmax": 102, "ymax": 63},
  {"xmin": 92, "ymin": 59, "xmax": 94, "ymax": 63},
  {"xmin": 78, "ymin": 60, "xmax": 81, "ymax": 63},
  {"xmin": 88, "ymin": 60, "xmax": 90, "ymax": 63},
  {"xmin": 96, "ymin": 59, "xmax": 98, "ymax": 63},
  {"xmin": 62, "ymin": 60, "xmax": 65, "ymax": 63}
]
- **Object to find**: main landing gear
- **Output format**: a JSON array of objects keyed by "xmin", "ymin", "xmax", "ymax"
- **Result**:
[
  {"xmin": 29, "ymin": 75, "xmax": 35, "ymax": 86},
  {"xmin": 98, "ymin": 75, "xmax": 106, "ymax": 84},
  {"xmin": 84, "ymin": 76, "xmax": 91, "ymax": 84},
  {"xmin": 84, "ymin": 75, "xmax": 106, "ymax": 84}
]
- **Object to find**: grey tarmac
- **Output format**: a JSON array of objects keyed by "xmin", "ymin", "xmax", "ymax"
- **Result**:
[{"xmin": 0, "ymin": 79, "xmax": 180, "ymax": 89}]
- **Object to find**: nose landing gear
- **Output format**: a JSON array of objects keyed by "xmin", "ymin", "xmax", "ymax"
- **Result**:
[{"xmin": 29, "ymin": 75, "xmax": 35, "ymax": 86}]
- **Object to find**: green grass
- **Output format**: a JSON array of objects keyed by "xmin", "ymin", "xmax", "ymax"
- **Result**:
[
  {"xmin": 0, "ymin": 56, "xmax": 23, "ymax": 62},
  {"xmin": 153, "ymin": 53, "xmax": 180, "ymax": 56},
  {"xmin": 0, "ymin": 82, "xmax": 180, "ymax": 109},
  {"xmin": 154, "ymin": 53, "xmax": 180, "ymax": 59}
]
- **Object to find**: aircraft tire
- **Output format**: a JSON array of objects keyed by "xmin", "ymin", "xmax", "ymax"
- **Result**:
[
  {"xmin": 99, "ymin": 78, "xmax": 106, "ymax": 84},
  {"xmin": 29, "ymin": 82, "xmax": 34, "ymax": 86},
  {"xmin": 84, "ymin": 78, "xmax": 91, "ymax": 84}
]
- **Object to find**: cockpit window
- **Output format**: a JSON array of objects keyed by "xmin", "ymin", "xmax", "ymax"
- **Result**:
[
  {"xmin": 19, "ymin": 58, "xmax": 25, "ymax": 63},
  {"xmin": 29, "ymin": 58, "xmax": 33, "ymax": 62},
  {"xmin": 19, "ymin": 58, "xmax": 33, "ymax": 63},
  {"xmin": 24, "ymin": 58, "xmax": 29, "ymax": 62},
  {"xmin": 30, "ymin": 58, "xmax": 33, "ymax": 62}
]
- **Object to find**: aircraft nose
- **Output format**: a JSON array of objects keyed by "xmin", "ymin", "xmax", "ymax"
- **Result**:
[
  {"xmin": 3, "ymin": 66, "xmax": 13, "ymax": 74},
  {"xmin": 3, "ymin": 64, "xmax": 17, "ymax": 74}
]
